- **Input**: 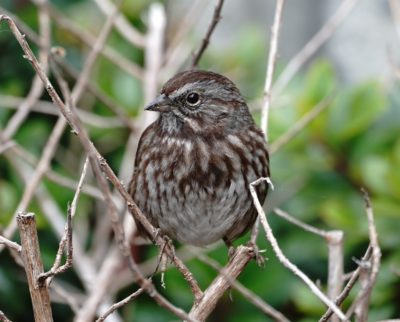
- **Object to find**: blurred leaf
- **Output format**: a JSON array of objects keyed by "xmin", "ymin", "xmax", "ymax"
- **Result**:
[{"xmin": 327, "ymin": 81, "xmax": 387, "ymax": 142}]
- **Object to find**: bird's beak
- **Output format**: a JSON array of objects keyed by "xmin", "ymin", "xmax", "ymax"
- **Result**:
[{"xmin": 144, "ymin": 94, "xmax": 171, "ymax": 112}]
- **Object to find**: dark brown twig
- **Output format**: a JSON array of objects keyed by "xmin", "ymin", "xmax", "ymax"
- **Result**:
[{"xmin": 191, "ymin": 0, "xmax": 225, "ymax": 67}]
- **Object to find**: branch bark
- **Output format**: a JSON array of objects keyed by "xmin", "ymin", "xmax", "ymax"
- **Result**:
[{"xmin": 17, "ymin": 212, "xmax": 53, "ymax": 322}]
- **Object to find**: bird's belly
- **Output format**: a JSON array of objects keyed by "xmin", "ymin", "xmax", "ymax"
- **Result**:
[{"xmin": 145, "ymin": 179, "xmax": 252, "ymax": 246}]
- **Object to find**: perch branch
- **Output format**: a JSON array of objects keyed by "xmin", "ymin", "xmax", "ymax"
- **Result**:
[{"xmin": 188, "ymin": 245, "xmax": 254, "ymax": 321}]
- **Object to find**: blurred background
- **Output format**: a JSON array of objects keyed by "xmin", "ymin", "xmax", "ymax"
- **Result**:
[{"xmin": 1, "ymin": 0, "xmax": 399, "ymax": 321}]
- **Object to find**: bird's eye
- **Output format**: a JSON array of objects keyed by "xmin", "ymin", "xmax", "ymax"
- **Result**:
[{"xmin": 185, "ymin": 92, "xmax": 200, "ymax": 106}]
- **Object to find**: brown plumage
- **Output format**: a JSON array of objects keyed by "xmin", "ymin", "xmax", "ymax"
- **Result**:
[{"xmin": 129, "ymin": 70, "xmax": 270, "ymax": 246}]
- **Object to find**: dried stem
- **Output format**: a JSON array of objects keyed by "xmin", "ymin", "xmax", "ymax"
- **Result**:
[
  {"xmin": 191, "ymin": 0, "xmax": 225, "ymax": 67},
  {"xmin": 250, "ymin": 178, "xmax": 347, "ymax": 321},
  {"xmin": 17, "ymin": 212, "xmax": 54, "ymax": 322},
  {"xmin": 260, "ymin": 0, "xmax": 285, "ymax": 139},
  {"xmin": 0, "ymin": 310, "xmax": 12, "ymax": 322}
]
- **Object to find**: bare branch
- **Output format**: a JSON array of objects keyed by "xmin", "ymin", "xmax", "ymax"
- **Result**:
[
  {"xmin": 188, "ymin": 245, "xmax": 254, "ymax": 321},
  {"xmin": 260, "ymin": 0, "xmax": 285, "ymax": 139},
  {"xmin": 92, "ymin": 0, "xmax": 146, "ymax": 47},
  {"xmin": 345, "ymin": 189, "xmax": 381, "ymax": 321},
  {"xmin": 0, "ymin": 310, "xmax": 12, "ymax": 322},
  {"xmin": 250, "ymin": 178, "xmax": 347, "ymax": 321},
  {"xmin": 195, "ymin": 251, "xmax": 291, "ymax": 322},
  {"xmin": 38, "ymin": 158, "xmax": 89, "ymax": 284},
  {"xmin": 319, "ymin": 246, "xmax": 372, "ymax": 322},
  {"xmin": 96, "ymin": 288, "xmax": 144, "ymax": 322},
  {"xmin": 17, "ymin": 212, "xmax": 54, "ymax": 322},
  {"xmin": 191, "ymin": 0, "xmax": 225, "ymax": 67},
  {"xmin": 0, "ymin": 235, "xmax": 22, "ymax": 253}
]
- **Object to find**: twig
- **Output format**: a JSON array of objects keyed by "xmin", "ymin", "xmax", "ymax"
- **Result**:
[
  {"xmin": 319, "ymin": 246, "xmax": 372, "ymax": 322},
  {"xmin": 1, "ymin": 0, "xmax": 50, "ymax": 141},
  {"xmin": 0, "ymin": 235, "xmax": 22, "ymax": 253},
  {"xmin": 46, "ymin": 3, "xmax": 143, "ymax": 80},
  {"xmin": 191, "ymin": 0, "xmax": 225, "ymax": 67},
  {"xmin": 273, "ymin": 208, "xmax": 329, "ymax": 237},
  {"xmin": 17, "ymin": 212, "xmax": 54, "ymax": 322},
  {"xmin": 92, "ymin": 0, "xmax": 145, "ymax": 47},
  {"xmin": 38, "ymin": 158, "xmax": 89, "ymax": 284},
  {"xmin": 250, "ymin": 178, "xmax": 347, "ymax": 321},
  {"xmin": 272, "ymin": 0, "xmax": 359, "ymax": 97},
  {"xmin": 269, "ymin": 95, "xmax": 334, "ymax": 154},
  {"xmin": 345, "ymin": 189, "xmax": 381, "ymax": 321},
  {"xmin": 0, "ymin": 310, "xmax": 12, "ymax": 322},
  {"xmin": 0, "ymin": 95, "xmax": 126, "ymax": 129},
  {"xmin": 260, "ymin": 0, "xmax": 285, "ymax": 140},
  {"xmin": 0, "ymin": 14, "xmax": 197, "ymax": 322},
  {"xmin": 96, "ymin": 288, "xmax": 145, "ymax": 322},
  {"xmin": 188, "ymin": 245, "xmax": 254, "ymax": 321},
  {"xmin": 195, "ymin": 251, "xmax": 291, "ymax": 322},
  {"xmin": 1, "ymin": 117, "xmax": 67, "ymax": 249}
]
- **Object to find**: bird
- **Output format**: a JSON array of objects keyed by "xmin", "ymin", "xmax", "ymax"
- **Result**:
[{"xmin": 128, "ymin": 70, "xmax": 270, "ymax": 251}]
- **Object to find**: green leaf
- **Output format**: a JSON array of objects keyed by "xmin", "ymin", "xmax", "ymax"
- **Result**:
[{"xmin": 327, "ymin": 81, "xmax": 387, "ymax": 141}]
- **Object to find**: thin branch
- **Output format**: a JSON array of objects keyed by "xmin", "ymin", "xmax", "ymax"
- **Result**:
[
  {"xmin": 273, "ymin": 208, "xmax": 329, "ymax": 238},
  {"xmin": 272, "ymin": 0, "xmax": 359, "ymax": 97},
  {"xmin": 250, "ymin": 178, "xmax": 347, "ymax": 321},
  {"xmin": 0, "ymin": 235, "xmax": 22, "ymax": 253},
  {"xmin": 38, "ymin": 158, "xmax": 89, "ymax": 284},
  {"xmin": 0, "ymin": 310, "xmax": 12, "ymax": 322},
  {"xmin": 96, "ymin": 288, "xmax": 145, "ymax": 322},
  {"xmin": 191, "ymin": 0, "xmax": 225, "ymax": 67},
  {"xmin": 195, "ymin": 251, "xmax": 291, "ymax": 322},
  {"xmin": 260, "ymin": 0, "xmax": 285, "ymax": 140},
  {"xmin": 319, "ymin": 246, "xmax": 372, "ymax": 322},
  {"xmin": 269, "ymin": 95, "xmax": 334, "ymax": 154},
  {"xmin": 188, "ymin": 245, "xmax": 254, "ymax": 321},
  {"xmin": 92, "ymin": 0, "xmax": 146, "ymax": 47},
  {"xmin": 2, "ymin": 117, "xmax": 67, "ymax": 248},
  {"xmin": 345, "ymin": 189, "xmax": 381, "ymax": 321},
  {"xmin": 273, "ymin": 207, "xmax": 344, "ymax": 321},
  {"xmin": 0, "ymin": 0, "xmax": 50, "ymax": 142},
  {"xmin": 17, "ymin": 212, "xmax": 54, "ymax": 322}
]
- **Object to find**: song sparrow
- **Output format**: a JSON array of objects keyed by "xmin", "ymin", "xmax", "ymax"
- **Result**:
[{"xmin": 129, "ymin": 70, "xmax": 270, "ymax": 248}]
